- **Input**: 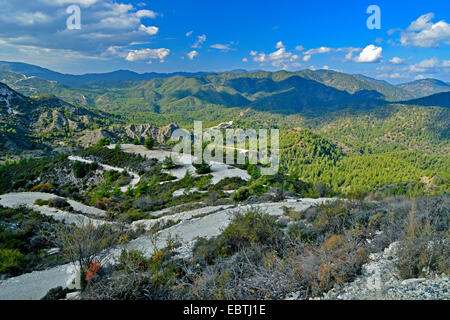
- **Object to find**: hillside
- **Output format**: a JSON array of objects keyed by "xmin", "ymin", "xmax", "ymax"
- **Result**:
[
  {"xmin": 0, "ymin": 64, "xmax": 415, "ymax": 114},
  {"xmin": 0, "ymin": 61, "xmax": 208, "ymax": 87},
  {"xmin": 401, "ymin": 91, "xmax": 450, "ymax": 108},
  {"xmin": 398, "ymin": 79, "xmax": 450, "ymax": 98}
]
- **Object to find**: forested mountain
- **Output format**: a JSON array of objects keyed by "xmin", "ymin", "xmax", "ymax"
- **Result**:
[
  {"xmin": 401, "ymin": 91, "xmax": 450, "ymax": 108},
  {"xmin": 0, "ymin": 61, "xmax": 208, "ymax": 87},
  {"xmin": 0, "ymin": 63, "xmax": 416, "ymax": 113},
  {"xmin": 1, "ymin": 62, "xmax": 448, "ymax": 160},
  {"xmin": 398, "ymin": 79, "xmax": 450, "ymax": 98}
]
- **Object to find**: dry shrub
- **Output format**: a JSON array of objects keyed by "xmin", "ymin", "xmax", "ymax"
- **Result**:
[{"xmin": 30, "ymin": 183, "xmax": 53, "ymax": 192}]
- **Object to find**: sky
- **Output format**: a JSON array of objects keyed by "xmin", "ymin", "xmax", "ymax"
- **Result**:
[{"xmin": 0, "ymin": 0, "xmax": 449, "ymax": 83}]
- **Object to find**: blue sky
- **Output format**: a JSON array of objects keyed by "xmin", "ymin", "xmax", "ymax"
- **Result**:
[{"xmin": 0, "ymin": 0, "xmax": 449, "ymax": 83}]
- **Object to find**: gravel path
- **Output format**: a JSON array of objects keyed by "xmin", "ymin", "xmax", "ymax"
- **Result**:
[
  {"xmin": 0, "ymin": 197, "xmax": 333, "ymax": 300},
  {"xmin": 68, "ymin": 155, "xmax": 140, "ymax": 192},
  {"xmin": 0, "ymin": 192, "xmax": 110, "ymax": 227},
  {"xmin": 111, "ymin": 144, "xmax": 251, "ymax": 185}
]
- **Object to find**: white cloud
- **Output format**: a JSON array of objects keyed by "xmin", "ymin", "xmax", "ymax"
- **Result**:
[
  {"xmin": 192, "ymin": 34, "xmax": 206, "ymax": 48},
  {"xmin": 322, "ymin": 65, "xmax": 329, "ymax": 70},
  {"xmin": 210, "ymin": 42, "xmax": 236, "ymax": 52},
  {"xmin": 136, "ymin": 9, "xmax": 158, "ymax": 19},
  {"xmin": 302, "ymin": 55, "xmax": 311, "ymax": 62},
  {"xmin": 125, "ymin": 48, "xmax": 170, "ymax": 63},
  {"xmin": 389, "ymin": 57, "xmax": 404, "ymax": 65},
  {"xmin": 138, "ymin": 25, "xmax": 158, "ymax": 35},
  {"xmin": 295, "ymin": 45, "xmax": 304, "ymax": 51},
  {"xmin": 414, "ymin": 74, "xmax": 426, "ymax": 80},
  {"xmin": 253, "ymin": 53, "xmax": 266, "ymax": 62},
  {"xmin": 252, "ymin": 42, "xmax": 300, "ymax": 68},
  {"xmin": 400, "ymin": 13, "xmax": 450, "ymax": 47},
  {"xmin": 304, "ymin": 47, "xmax": 332, "ymax": 55},
  {"xmin": 187, "ymin": 50, "xmax": 198, "ymax": 60},
  {"xmin": 0, "ymin": 0, "xmax": 163, "ymax": 62},
  {"xmin": 242, "ymin": 58, "xmax": 248, "ymax": 62},
  {"xmin": 389, "ymin": 73, "xmax": 403, "ymax": 79},
  {"xmin": 409, "ymin": 57, "xmax": 440, "ymax": 72},
  {"xmin": 185, "ymin": 30, "xmax": 193, "ymax": 37},
  {"xmin": 336, "ymin": 47, "xmax": 362, "ymax": 61},
  {"xmin": 42, "ymin": 0, "xmax": 99, "ymax": 6},
  {"xmin": 443, "ymin": 60, "xmax": 450, "ymax": 67},
  {"xmin": 354, "ymin": 44, "xmax": 382, "ymax": 63}
]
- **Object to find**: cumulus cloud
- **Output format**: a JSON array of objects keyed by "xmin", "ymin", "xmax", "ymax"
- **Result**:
[
  {"xmin": 409, "ymin": 57, "xmax": 440, "ymax": 72},
  {"xmin": 186, "ymin": 50, "xmax": 198, "ymax": 60},
  {"xmin": 250, "ymin": 42, "xmax": 300, "ymax": 69},
  {"xmin": 302, "ymin": 55, "xmax": 311, "ymax": 62},
  {"xmin": 0, "ymin": 0, "xmax": 162, "ymax": 63},
  {"xmin": 295, "ymin": 45, "xmax": 304, "ymax": 51},
  {"xmin": 400, "ymin": 13, "xmax": 450, "ymax": 47},
  {"xmin": 42, "ymin": 0, "xmax": 99, "ymax": 6},
  {"xmin": 138, "ymin": 25, "xmax": 158, "ymax": 35},
  {"xmin": 210, "ymin": 42, "xmax": 236, "ymax": 52},
  {"xmin": 389, "ymin": 57, "xmax": 404, "ymax": 65},
  {"xmin": 136, "ymin": 9, "xmax": 158, "ymax": 19},
  {"xmin": 304, "ymin": 47, "xmax": 332, "ymax": 55},
  {"xmin": 185, "ymin": 30, "xmax": 193, "ymax": 37},
  {"xmin": 354, "ymin": 44, "xmax": 382, "ymax": 63},
  {"xmin": 192, "ymin": 34, "xmax": 206, "ymax": 48},
  {"xmin": 336, "ymin": 47, "xmax": 362, "ymax": 61},
  {"xmin": 125, "ymin": 48, "xmax": 170, "ymax": 63}
]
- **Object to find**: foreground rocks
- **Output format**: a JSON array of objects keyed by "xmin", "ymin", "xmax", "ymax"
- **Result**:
[
  {"xmin": 315, "ymin": 242, "xmax": 450, "ymax": 300},
  {"xmin": 0, "ymin": 197, "xmax": 333, "ymax": 300}
]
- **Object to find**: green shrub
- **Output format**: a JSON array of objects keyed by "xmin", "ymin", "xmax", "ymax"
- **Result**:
[
  {"xmin": 193, "ymin": 161, "xmax": 211, "ymax": 174},
  {"xmin": 120, "ymin": 209, "xmax": 149, "ymax": 223},
  {"xmin": 95, "ymin": 138, "xmax": 111, "ymax": 148},
  {"xmin": 34, "ymin": 199, "xmax": 49, "ymax": 206},
  {"xmin": 0, "ymin": 248, "xmax": 25, "ymax": 274},
  {"xmin": 144, "ymin": 136, "xmax": 155, "ymax": 149},
  {"xmin": 193, "ymin": 210, "xmax": 283, "ymax": 263},
  {"xmin": 231, "ymin": 187, "xmax": 250, "ymax": 202},
  {"xmin": 72, "ymin": 161, "xmax": 89, "ymax": 179},
  {"xmin": 163, "ymin": 156, "xmax": 176, "ymax": 170}
]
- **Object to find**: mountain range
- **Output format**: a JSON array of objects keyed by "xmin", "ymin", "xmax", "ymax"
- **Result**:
[{"xmin": 0, "ymin": 61, "xmax": 448, "ymax": 155}]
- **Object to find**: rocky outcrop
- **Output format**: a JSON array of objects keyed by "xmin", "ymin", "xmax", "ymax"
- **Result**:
[
  {"xmin": 78, "ymin": 129, "xmax": 115, "ymax": 147},
  {"xmin": 121, "ymin": 123, "xmax": 179, "ymax": 144},
  {"xmin": 315, "ymin": 242, "xmax": 450, "ymax": 300}
]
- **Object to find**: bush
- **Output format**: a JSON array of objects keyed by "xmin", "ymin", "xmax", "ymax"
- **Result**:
[
  {"xmin": 163, "ymin": 156, "xmax": 176, "ymax": 170},
  {"xmin": 193, "ymin": 161, "xmax": 211, "ymax": 174},
  {"xmin": 72, "ymin": 161, "xmax": 89, "ymax": 179},
  {"xmin": 34, "ymin": 199, "xmax": 49, "ymax": 206},
  {"xmin": 396, "ymin": 202, "xmax": 449, "ymax": 278},
  {"xmin": 231, "ymin": 187, "xmax": 250, "ymax": 202},
  {"xmin": 193, "ymin": 210, "xmax": 283, "ymax": 264},
  {"xmin": 30, "ymin": 183, "xmax": 53, "ymax": 193},
  {"xmin": 144, "ymin": 136, "xmax": 155, "ymax": 150},
  {"xmin": 120, "ymin": 209, "xmax": 149, "ymax": 223},
  {"xmin": 0, "ymin": 248, "xmax": 24, "ymax": 275},
  {"xmin": 48, "ymin": 197, "xmax": 72, "ymax": 211},
  {"xmin": 95, "ymin": 138, "xmax": 111, "ymax": 148}
]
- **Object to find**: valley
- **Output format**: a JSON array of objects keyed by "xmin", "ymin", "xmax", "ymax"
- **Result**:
[{"xmin": 0, "ymin": 62, "xmax": 448, "ymax": 301}]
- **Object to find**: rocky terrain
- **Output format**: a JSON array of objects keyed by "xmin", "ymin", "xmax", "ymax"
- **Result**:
[
  {"xmin": 0, "ymin": 189, "xmax": 333, "ymax": 299},
  {"xmin": 314, "ymin": 242, "xmax": 449, "ymax": 300}
]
